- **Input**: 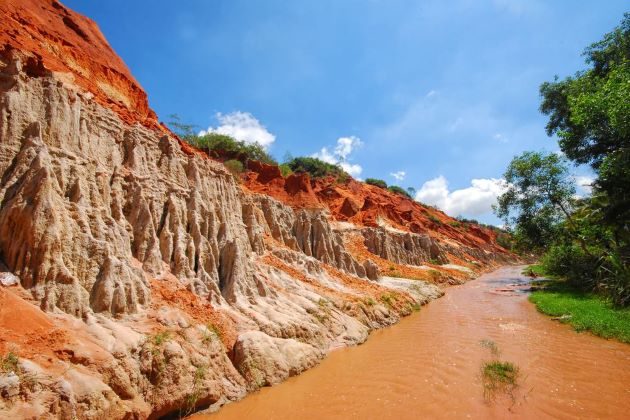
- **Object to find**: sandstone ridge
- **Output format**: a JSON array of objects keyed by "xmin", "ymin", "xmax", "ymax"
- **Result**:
[{"xmin": 0, "ymin": 1, "xmax": 516, "ymax": 418}]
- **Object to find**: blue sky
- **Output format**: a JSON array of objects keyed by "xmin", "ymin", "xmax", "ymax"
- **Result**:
[{"xmin": 65, "ymin": 0, "xmax": 627, "ymax": 224}]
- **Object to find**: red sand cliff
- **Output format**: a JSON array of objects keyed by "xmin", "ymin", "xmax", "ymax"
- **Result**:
[
  {"xmin": 0, "ymin": 0, "xmax": 158, "ymax": 128},
  {"xmin": 0, "ymin": 0, "xmax": 509, "ymax": 259},
  {"xmin": 0, "ymin": 2, "xmax": 517, "ymax": 417},
  {"xmin": 243, "ymin": 161, "xmax": 509, "ymax": 255}
]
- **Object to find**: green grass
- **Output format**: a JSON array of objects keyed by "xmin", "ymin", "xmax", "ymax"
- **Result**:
[
  {"xmin": 1, "ymin": 351, "xmax": 19, "ymax": 373},
  {"xmin": 201, "ymin": 323, "xmax": 223, "ymax": 344},
  {"xmin": 379, "ymin": 292, "xmax": 400, "ymax": 308},
  {"xmin": 478, "ymin": 340, "xmax": 520, "ymax": 402},
  {"xmin": 522, "ymin": 264, "xmax": 547, "ymax": 277},
  {"xmin": 151, "ymin": 331, "xmax": 172, "ymax": 346},
  {"xmin": 482, "ymin": 361, "xmax": 519, "ymax": 385},
  {"xmin": 529, "ymin": 281, "xmax": 630, "ymax": 343}
]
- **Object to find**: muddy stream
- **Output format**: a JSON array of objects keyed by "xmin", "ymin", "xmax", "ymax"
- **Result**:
[{"xmin": 199, "ymin": 266, "xmax": 630, "ymax": 419}]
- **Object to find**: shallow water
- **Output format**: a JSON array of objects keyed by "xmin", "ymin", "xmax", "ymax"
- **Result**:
[{"xmin": 199, "ymin": 266, "xmax": 630, "ymax": 419}]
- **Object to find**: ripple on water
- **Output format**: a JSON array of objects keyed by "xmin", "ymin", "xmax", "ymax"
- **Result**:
[{"xmin": 197, "ymin": 266, "xmax": 630, "ymax": 420}]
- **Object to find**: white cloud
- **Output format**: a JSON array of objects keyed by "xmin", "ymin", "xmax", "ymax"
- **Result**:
[
  {"xmin": 334, "ymin": 136, "xmax": 363, "ymax": 160},
  {"xmin": 575, "ymin": 175, "xmax": 594, "ymax": 195},
  {"xmin": 493, "ymin": 133, "xmax": 508, "ymax": 143},
  {"xmin": 313, "ymin": 136, "xmax": 363, "ymax": 177},
  {"xmin": 339, "ymin": 162, "xmax": 363, "ymax": 177},
  {"xmin": 425, "ymin": 90, "xmax": 437, "ymax": 98},
  {"xmin": 415, "ymin": 176, "xmax": 507, "ymax": 217},
  {"xmin": 199, "ymin": 111, "xmax": 275, "ymax": 149},
  {"xmin": 390, "ymin": 171, "xmax": 406, "ymax": 181}
]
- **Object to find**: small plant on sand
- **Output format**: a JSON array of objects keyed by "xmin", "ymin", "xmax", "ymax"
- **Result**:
[
  {"xmin": 314, "ymin": 312, "xmax": 328, "ymax": 323},
  {"xmin": 208, "ymin": 323, "xmax": 223, "ymax": 339},
  {"xmin": 151, "ymin": 331, "xmax": 172, "ymax": 347},
  {"xmin": 363, "ymin": 297, "xmax": 376, "ymax": 306},
  {"xmin": 314, "ymin": 298, "xmax": 332, "ymax": 323},
  {"xmin": 428, "ymin": 269, "xmax": 442, "ymax": 281},
  {"xmin": 146, "ymin": 331, "xmax": 172, "ymax": 386},
  {"xmin": 1, "ymin": 351, "xmax": 19, "ymax": 374},
  {"xmin": 479, "ymin": 339, "xmax": 519, "ymax": 402},
  {"xmin": 481, "ymin": 361, "xmax": 519, "ymax": 401},
  {"xmin": 429, "ymin": 258, "xmax": 443, "ymax": 266},
  {"xmin": 379, "ymin": 293, "xmax": 396, "ymax": 308},
  {"xmin": 241, "ymin": 358, "xmax": 266, "ymax": 389},
  {"xmin": 480, "ymin": 339, "xmax": 500, "ymax": 356},
  {"xmin": 428, "ymin": 214, "xmax": 442, "ymax": 225},
  {"xmin": 181, "ymin": 363, "xmax": 208, "ymax": 417},
  {"xmin": 410, "ymin": 302, "xmax": 421, "ymax": 312}
]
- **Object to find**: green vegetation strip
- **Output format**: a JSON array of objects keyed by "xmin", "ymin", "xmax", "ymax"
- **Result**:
[{"xmin": 529, "ymin": 280, "xmax": 630, "ymax": 344}]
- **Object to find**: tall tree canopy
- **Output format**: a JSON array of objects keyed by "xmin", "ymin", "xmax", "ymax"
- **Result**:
[
  {"xmin": 495, "ymin": 151, "xmax": 575, "ymax": 251},
  {"xmin": 539, "ymin": 13, "xmax": 629, "ymax": 235},
  {"xmin": 497, "ymin": 14, "xmax": 629, "ymax": 305}
]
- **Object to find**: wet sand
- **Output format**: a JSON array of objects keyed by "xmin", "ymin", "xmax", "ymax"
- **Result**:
[{"xmin": 199, "ymin": 266, "xmax": 630, "ymax": 419}]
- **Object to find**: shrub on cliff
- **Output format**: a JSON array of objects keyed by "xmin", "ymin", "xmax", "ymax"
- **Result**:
[
  {"xmin": 279, "ymin": 163, "xmax": 293, "ymax": 177},
  {"xmin": 192, "ymin": 133, "xmax": 277, "ymax": 165},
  {"xmin": 167, "ymin": 115, "xmax": 276, "ymax": 165},
  {"xmin": 387, "ymin": 185, "xmax": 412, "ymax": 199},
  {"xmin": 284, "ymin": 157, "xmax": 348, "ymax": 180},
  {"xmin": 457, "ymin": 216, "xmax": 480, "ymax": 225},
  {"xmin": 365, "ymin": 178, "xmax": 388, "ymax": 189},
  {"xmin": 224, "ymin": 159, "xmax": 245, "ymax": 178}
]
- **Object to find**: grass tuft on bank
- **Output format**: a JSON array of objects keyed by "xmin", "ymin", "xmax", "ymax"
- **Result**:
[{"xmin": 529, "ymin": 279, "xmax": 630, "ymax": 344}]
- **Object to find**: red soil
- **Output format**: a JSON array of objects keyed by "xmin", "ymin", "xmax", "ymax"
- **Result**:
[
  {"xmin": 0, "ymin": 0, "xmax": 159, "ymax": 129},
  {"xmin": 260, "ymin": 254, "xmax": 415, "ymax": 315},
  {"xmin": 0, "ymin": 1, "xmax": 511, "ymax": 264},
  {"xmin": 0, "ymin": 287, "xmax": 111, "ymax": 373},
  {"xmin": 150, "ymin": 278, "xmax": 238, "ymax": 350},
  {"xmin": 244, "ymin": 162, "xmax": 510, "ymax": 256}
]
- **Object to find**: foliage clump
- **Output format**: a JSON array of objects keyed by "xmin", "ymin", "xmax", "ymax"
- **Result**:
[
  {"xmin": 223, "ymin": 159, "xmax": 245, "ymax": 177},
  {"xmin": 167, "ymin": 115, "xmax": 276, "ymax": 166},
  {"xmin": 284, "ymin": 156, "xmax": 349, "ymax": 180},
  {"xmin": 192, "ymin": 133, "xmax": 276, "ymax": 165},
  {"xmin": 279, "ymin": 163, "xmax": 293, "ymax": 177},
  {"xmin": 365, "ymin": 178, "xmax": 388, "ymax": 189},
  {"xmin": 1, "ymin": 351, "xmax": 19, "ymax": 374},
  {"xmin": 387, "ymin": 185, "xmax": 412, "ymax": 199},
  {"xmin": 496, "ymin": 14, "xmax": 630, "ymax": 306},
  {"xmin": 479, "ymin": 340, "xmax": 520, "ymax": 402}
]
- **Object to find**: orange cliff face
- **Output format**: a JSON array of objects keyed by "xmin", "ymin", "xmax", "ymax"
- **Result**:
[
  {"xmin": 0, "ymin": 0, "xmax": 510, "ymax": 261},
  {"xmin": 243, "ymin": 161, "xmax": 511, "ymax": 255},
  {"xmin": 0, "ymin": 0, "xmax": 158, "ymax": 128}
]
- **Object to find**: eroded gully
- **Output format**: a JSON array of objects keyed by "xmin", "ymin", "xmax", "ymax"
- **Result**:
[{"xmin": 198, "ymin": 266, "xmax": 630, "ymax": 419}]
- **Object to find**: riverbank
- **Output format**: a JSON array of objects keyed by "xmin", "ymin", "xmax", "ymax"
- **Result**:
[
  {"xmin": 529, "ymin": 280, "xmax": 630, "ymax": 343},
  {"xmin": 195, "ymin": 266, "xmax": 630, "ymax": 419}
]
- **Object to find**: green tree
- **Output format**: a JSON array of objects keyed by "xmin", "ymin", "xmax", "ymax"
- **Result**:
[
  {"xmin": 537, "ymin": 13, "xmax": 629, "ymax": 305},
  {"xmin": 167, "ymin": 114, "xmax": 197, "ymax": 138},
  {"xmin": 192, "ymin": 132, "xmax": 276, "ymax": 165},
  {"xmin": 285, "ymin": 157, "xmax": 348, "ymax": 180},
  {"xmin": 494, "ymin": 151, "xmax": 578, "ymax": 251},
  {"xmin": 387, "ymin": 185, "xmax": 412, "ymax": 199},
  {"xmin": 365, "ymin": 178, "xmax": 388, "ymax": 189},
  {"xmin": 539, "ymin": 13, "xmax": 629, "ymax": 239}
]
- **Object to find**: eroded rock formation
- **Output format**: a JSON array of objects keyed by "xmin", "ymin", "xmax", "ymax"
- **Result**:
[{"xmin": 0, "ymin": 1, "xmax": 516, "ymax": 418}]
